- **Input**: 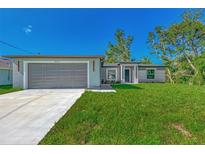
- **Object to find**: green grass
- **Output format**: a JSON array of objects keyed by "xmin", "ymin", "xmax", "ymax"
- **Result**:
[
  {"xmin": 40, "ymin": 83, "xmax": 205, "ymax": 144},
  {"xmin": 0, "ymin": 85, "xmax": 22, "ymax": 95}
]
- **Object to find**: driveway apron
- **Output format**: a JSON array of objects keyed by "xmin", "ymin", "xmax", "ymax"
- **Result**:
[{"xmin": 0, "ymin": 89, "xmax": 84, "ymax": 145}]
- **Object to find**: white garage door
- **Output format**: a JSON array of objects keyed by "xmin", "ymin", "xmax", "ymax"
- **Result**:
[{"xmin": 28, "ymin": 63, "xmax": 88, "ymax": 89}]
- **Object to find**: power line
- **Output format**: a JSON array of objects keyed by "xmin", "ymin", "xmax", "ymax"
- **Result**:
[{"xmin": 0, "ymin": 40, "xmax": 38, "ymax": 55}]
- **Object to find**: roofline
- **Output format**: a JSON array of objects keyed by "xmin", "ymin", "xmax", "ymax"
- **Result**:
[
  {"xmin": 103, "ymin": 64, "xmax": 119, "ymax": 67},
  {"xmin": 3, "ymin": 55, "xmax": 104, "ymax": 59},
  {"xmin": 119, "ymin": 62, "xmax": 140, "ymax": 64},
  {"xmin": 138, "ymin": 64, "xmax": 166, "ymax": 67},
  {"xmin": 103, "ymin": 63, "xmax": 166, "ymax": 67}
]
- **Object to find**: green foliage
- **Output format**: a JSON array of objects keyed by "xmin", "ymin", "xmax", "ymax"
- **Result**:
[
  {"xmin": 105, "ymin": 29, "xmax": 133, "ymax": 63},
  {"xmin": 140, "ymin": 56, "xmax": 153, "ymax": 64},
  {"xmin": 192, "ymin": 52, "xmax": 205, "ymax": 85},
  {"xmin": 0, "ymin": 85, "xmax": 21, "ymax": 95},
  {"xmin": 191, "ymin": 72, "xmax": 204, "ymax": 86},
  {"xmin": 148, "ymin": 9, "xmax": 205, "ymax": 85}
]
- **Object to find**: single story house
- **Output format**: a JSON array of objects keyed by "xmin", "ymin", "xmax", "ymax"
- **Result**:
[
  {"xmin": 0, "ymin": 58, "xmax": 12, "ymax": 85},
  {"xmin": 101, "ymin": 62, "xmax": 166, "ymax": 84},
  {"xmin": 4, "ymin": 55, "xmax": 166, "ymax": 89}
]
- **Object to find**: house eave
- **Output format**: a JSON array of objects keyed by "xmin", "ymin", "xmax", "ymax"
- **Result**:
[
  {"xmin": 3, "ymin": 55, "xmax": 104, "ymax": 60},
  {"xmin": 138, "ymin": 64, "xmax": 166, "ymax": 67}
]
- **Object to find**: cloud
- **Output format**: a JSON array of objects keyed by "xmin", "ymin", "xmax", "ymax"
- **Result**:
[
  {"xmin": 23, "ymin": 25, "xmax": 32, "ymax": 34},
  {"xmin": 28, "ymin": 25, "xmax": 32, "ymax": 28}
]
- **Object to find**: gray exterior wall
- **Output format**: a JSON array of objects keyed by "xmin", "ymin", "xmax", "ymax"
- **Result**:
[
  {"xmin": 101, "ymin": 64, "xmax": 166, "ymax": 83},
  {"xmin": 12, "ymin": 58, "xmax": 101, "ymax": 88},
  {"xmin": 13, "ymin": 60, "xmax": 23, "ymax": 88},
  {"xmin": 138, "ymin": 66, "xmax": 166, "ymax": 83},
  {"xmin": 100, "ymin": 67, "xmax": 106, "ymax": 83},
  {"xmin": 101, "ymin": 65, "xmax": 121, "ymax": 83},
  {"xmin": 0, "ymin": 69, "xmax": 12, "ymax": 85}
]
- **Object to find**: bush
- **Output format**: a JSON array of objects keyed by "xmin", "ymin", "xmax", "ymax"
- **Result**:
[
  {"xmin": 190, "ymin": 72, "xmax": 205, "ymax": 86},
  {"xmin": 101, "ymin": 80, "xmax": 120, "ymax": 84}
]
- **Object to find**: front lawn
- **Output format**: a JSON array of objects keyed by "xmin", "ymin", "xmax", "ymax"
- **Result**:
[
  {"xmin": 40, "ymin": 83, "xmax": 205, "ymax": 144},
  {"xmin": 0, "ymin": 85, "xmax": 21, "ymax": 95}
]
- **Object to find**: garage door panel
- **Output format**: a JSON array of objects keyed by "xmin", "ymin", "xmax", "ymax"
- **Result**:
[{"xmin": 28, "ymin": 63, "xmax": 87, "ymax": 88}]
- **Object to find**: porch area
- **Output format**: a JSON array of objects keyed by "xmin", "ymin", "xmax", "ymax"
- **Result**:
[{"xmin": 120, "ymin": 64, "xmax": 138, "ymax": 84}]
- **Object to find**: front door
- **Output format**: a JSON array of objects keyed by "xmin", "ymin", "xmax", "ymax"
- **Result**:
[{"xmin": 125, "ymin": 69, "xmax": 130, "ymax": 82}]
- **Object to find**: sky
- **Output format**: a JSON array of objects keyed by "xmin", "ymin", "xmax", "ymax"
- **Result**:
[{"xmin": 0, "ymin": 8, "xmax": 186, "ymax": 64}]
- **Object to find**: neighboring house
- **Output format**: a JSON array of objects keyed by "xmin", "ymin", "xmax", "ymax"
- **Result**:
[
  {"xmin": 4, "ymin": 55, "xmax": 165, "ymax": 89},
  {"xmin": 0, "ymin": 58, "xmax": 12, "ymax": 85}
]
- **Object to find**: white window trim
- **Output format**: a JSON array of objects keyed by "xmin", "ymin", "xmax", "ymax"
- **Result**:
[
  {"xmin": 106, "ymin": 68, "xmax": 118, "ymax": 81},
  {"xmin": 124, "ymin": 68, "xmax": 131, "ymax": 83},
  {"xmin": 136, "ymin": 65, "xmax": 139, "ymax": 83},
  {"xmin": 120, "ymin": 65, "xmax": 123, "ymax": 81},
  {"xmin": 23, "ymin": 60, "xmax": 90, "ymax": 89}
]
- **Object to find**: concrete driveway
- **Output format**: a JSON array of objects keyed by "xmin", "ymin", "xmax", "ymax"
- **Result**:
[{"xmin": 0, "ymin": 89, "xmax": 85, "ymax": 145}]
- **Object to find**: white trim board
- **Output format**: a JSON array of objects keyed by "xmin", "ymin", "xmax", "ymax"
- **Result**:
[
  {"xmin": 106, "ymin": 68, "xmax": 118, "ymax": 81},
  {"xmin": 120, "ymin": 65, "xmax": 123, "ymax": 81},
  {"xmin": 23, "ymin": 60, "xmax": 90, "ymax": 89},
  {"xmin": 0, "ymin": 67, "xmax": 12, "ymax": 70}
]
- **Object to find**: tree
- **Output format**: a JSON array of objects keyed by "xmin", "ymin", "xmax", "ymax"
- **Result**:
[
  {"xmin": 140, "ymin": 56, "xmax": 153, "ymax": 64},
  {"xmin": 105, "ymin": 29, "xmax": 133, "ymax": 63},
  {"xmin": 148, "ymin": 9, "xmax": 205, "ymax": 85},
  {"xmin": 192, "ymin": 52, "xmax": 205, "ymax": 85},
  {"xmin": 148, "ymin": 26, "xmax": 176, "ymax": 83},
  {"xmin": 131, "ymin": 58, "xmax": 138, "ymax": 62}
]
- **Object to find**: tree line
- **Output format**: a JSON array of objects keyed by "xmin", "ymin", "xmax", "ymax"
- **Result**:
[{"xmin": 105, "ymin": 9, "xmax": 205, "ymax": 85}]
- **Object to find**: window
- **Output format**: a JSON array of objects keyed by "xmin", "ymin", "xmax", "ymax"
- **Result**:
[
  {"xmin": 106, "ymin": 69, "xmax": 117, "ymax": 81},
  {"xmin": 147, "ymin": 69, "xmax": 155, "ymax": 79}
]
